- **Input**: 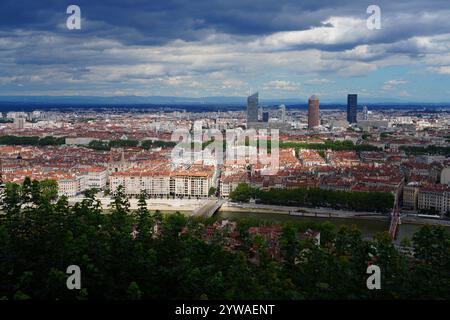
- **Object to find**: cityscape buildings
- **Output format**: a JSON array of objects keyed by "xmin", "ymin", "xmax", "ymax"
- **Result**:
[
  {"xmin": 1, "ymin": 95, "xmax": 446, "ymax": 212},
  {"xmin": 1, "ymin": 0, "xmax": 450, "ymax": 305}
]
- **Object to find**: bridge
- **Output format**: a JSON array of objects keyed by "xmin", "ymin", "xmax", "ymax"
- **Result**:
[
  {"xmin": 192, "ymin": 199, "xmax": 226, "ymax": 218},
  {"xmin": 389, "ymin": 195, "xmax": 401, "ymax": 239}
]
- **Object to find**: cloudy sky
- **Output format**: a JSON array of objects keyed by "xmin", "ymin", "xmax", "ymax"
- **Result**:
[{"xmin": 1, "ymin": 0, "xmax": 450, "ymax": 102}]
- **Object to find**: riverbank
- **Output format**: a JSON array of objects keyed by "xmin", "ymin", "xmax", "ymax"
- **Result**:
[
  {"xmin": 402, "ymin": 215, "xmax": 450, "ymax": 227},
  {"xmin": 220, "ymin": 201, "xmax": 389, "ymax": 222},
  {"xmin": 67, "ymin": 197, "xmax": 208, "ymax": 212},
  {"xmin": 64, "ymin": 196, "xmax": 450, "ymax": 228}
]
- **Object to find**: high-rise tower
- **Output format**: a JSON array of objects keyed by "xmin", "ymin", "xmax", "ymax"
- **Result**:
[
  {"xmin": 308, "ymin": 95, "xmax": 320, "ymax": 129},
  {"xmin": 246, "ymin": 92, "xmax": 259, "ymax": 126},
  {"xmin": 279, "ymin": 104, "xmax": 286, "ymax": 123},
  {"xmin": 347, "ymin": 94, "xmax": 358, "ymax": 123}
]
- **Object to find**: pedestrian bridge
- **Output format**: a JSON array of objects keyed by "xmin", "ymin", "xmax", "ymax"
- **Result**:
[
  {"xmin": 389, "ymin": 199, "xmax": 402, "ymax": 239},
  {"xmin": 192, "ymin": 199, "xmax": 226, "ymax": 218}
]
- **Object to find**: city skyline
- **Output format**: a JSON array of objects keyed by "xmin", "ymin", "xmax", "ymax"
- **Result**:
[
  {"xmin": 1, "ymin": 0, "xmax": 450, "ymax": 307},
  {"xmin": 0, "ymin": 1, "xmax": 450, "ymax": 102}
]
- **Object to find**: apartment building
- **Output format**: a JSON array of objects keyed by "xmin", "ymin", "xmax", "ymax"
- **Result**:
[
  {"xmin": 418, "ymin": 185, "xmax": 450, "ymax": 215},
  {"xmin": 77, "ymin": 167, "xmax": 108, "ymax": 191},
  {"xmin": 110, "ymin": 171, "xmax": 171, "ymax": 197},
  {"xmin": 220, "ymin": 172, "xmax": 249, "ymax": 198},
  {"xmin": 57, "ymin": 175, "xmax": 81, "ymax": 197},
  {"xmin": 402, "ymin": 182, "xmax": 419, "ymax": 210},
  {"xmin": 109, "ymin": 164, "xmax": 215, "ymax": 198}
]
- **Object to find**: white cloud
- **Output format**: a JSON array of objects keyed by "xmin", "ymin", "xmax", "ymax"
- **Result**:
[
  {"xmin": 428, "ymin": 66, "xmax": 450, "ymax": 74},
  {"xmin": 263, "ymin": 80, "xmax": 300, "ymax": 91},
  {"xmin": 305, "ymin": 78, "xmax": 333, "ymax": 85},
  {"xmin": 251, "ymin": 17, "xmax": 371, "ymax": 50},
  {"xmin": 2, "ymin": 14, "xmax": 450, "ymax": 99},
  {"xmin": 397, "ymin": 90, "xmax": 411, "ymax": 97},
  {"xmin": 382, "ymin": 80, "xmax": 408, "ymax": 91}
]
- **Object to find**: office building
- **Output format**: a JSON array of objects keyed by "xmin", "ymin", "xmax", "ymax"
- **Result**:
[
  {"xmin": 308, "ymin": 95, "xmax": 320, "ymax": 129},
  {"xmin": 279, "ymin": 104, "xmax": 286, "ymax": 123},
  {"xmin": 347, "ymin": 94, "xmax": 358, "ymax": 123},
  {"xmin": 246, "ymin": 92, "xmax": 259, "ymax": 126}
]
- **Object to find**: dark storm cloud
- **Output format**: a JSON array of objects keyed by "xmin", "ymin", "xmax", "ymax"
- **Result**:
[
  {"xmin": 1, "ymin": 0, "xmax": 450, "ymax": 100},
  {"xmin": 0, "ymin": 0, "xmax": 446, "ymax": 45}
]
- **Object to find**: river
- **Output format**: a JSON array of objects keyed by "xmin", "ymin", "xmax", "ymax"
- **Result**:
[{"xmin": 215, "ymin": 210, "xmax": 425, "ymax": 243}]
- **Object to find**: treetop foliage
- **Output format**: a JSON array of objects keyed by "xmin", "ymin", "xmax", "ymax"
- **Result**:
[{"xmin": 0, "ymin": 179, "xmax": 449, "ymax": 300}]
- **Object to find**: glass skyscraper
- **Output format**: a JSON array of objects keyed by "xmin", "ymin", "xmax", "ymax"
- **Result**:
[
  {"xmin": 247, "ymin": 92, "xmax": 259, "ymax": 125},
  {"xmin": 347, "ymin": 94, "xmax": 358, "ymax": 123}
]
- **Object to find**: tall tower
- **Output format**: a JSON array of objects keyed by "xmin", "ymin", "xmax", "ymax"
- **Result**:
[
  {"xmin": 279, "ymin": 104, "xmax": 286, "ymax": 123},
  {"xmin": 308, "ymin": 95, "xmax": 320, "ymax": 129},
  {"xmin": 246, "ymin": 92, "xmax": 259, "ymax": 126},
  {"xmin": 347, "ymin": 94, "xmax": 358, "ymax": 123}
]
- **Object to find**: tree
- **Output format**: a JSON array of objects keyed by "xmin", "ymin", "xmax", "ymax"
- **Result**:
[
  {"xmin": 229, "ymin": 183, "xmax": 254, "ymax": 202},
  {"xmin": 2, "ymin": 182, "xmax": 21, "ymax": 215},
  {"xmin": 136, "ymin": 191, "xmax": 153, "ymax": 240},
  {"xmin": 208, "ymin": 187, "xmax": 217, "ymax": 197},
  {"xmin": 1, "ymin": 177, "xmax": 450, "ymax": 300},
  {"xmin": 127, "ymin": 282, "xmax": 142, "ymax": 300},
  {"xmin": 39, "ymin": 180, "xmax": 58, "ymax": 202},
  {"xmin": 109, "ymin": 185, "xmax": 131, "ymax": 234}
]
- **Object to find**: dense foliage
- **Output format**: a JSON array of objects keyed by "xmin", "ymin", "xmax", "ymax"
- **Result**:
[
  {"xmin": 141, "ymin": 140, "xmax": 177, "ymax": 149},
  {"xmin": 87, "ymin": 139, "xmax": 139, "ymax": 151},
  {"xmin": 399, "ymin": 145, "xmax": 450, "ymax": 156},
  {"xmin": 242, "ymin": 139, "xmax": 379, "ymax": 155},
  {"xmin": 229, "ymin": 184, "xmax": 394, "ymax": 213},
  {"xmin": 0, "ymin": 135, "xmax": 65, "ymax": 146},
  {"xmin": 88, "ymin": 139, "xmax": 177, "ymax": 151},
  {"xmin": 280, "ymin": 140, "xmax": 381, "ymax": 153},
  {"xmin": 0, "ymin": 179, "xmax": 449, "ymax": 300}
]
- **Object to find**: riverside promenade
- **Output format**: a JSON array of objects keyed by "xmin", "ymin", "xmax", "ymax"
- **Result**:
[{"xmin": 67, "ymin": 196, "xmax": 212, "ymax": 212}]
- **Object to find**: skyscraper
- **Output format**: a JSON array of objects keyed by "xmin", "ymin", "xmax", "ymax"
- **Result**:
[
  {"xmin": 247, "ymin": 92, "xmax": 258, "ymax": 126},
  {"xmin": 308, "ymin": 95, "xmax": 320, "ymax": 129},
  {"xmin": 347, "ymin": 94, "xmax": 358, "ymax": 123},
  {"xmin": 262, "ymin": 111, "xmax": 269, "ymax": 122},
  {"xmin": 279, "ymin": 104, "xmax": 286, "ymax": 123}
]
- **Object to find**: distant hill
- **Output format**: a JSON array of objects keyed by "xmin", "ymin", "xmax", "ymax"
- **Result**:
[{"xmin": 0, "ymin": 95, "xmax": 449, "ymax": 106}]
